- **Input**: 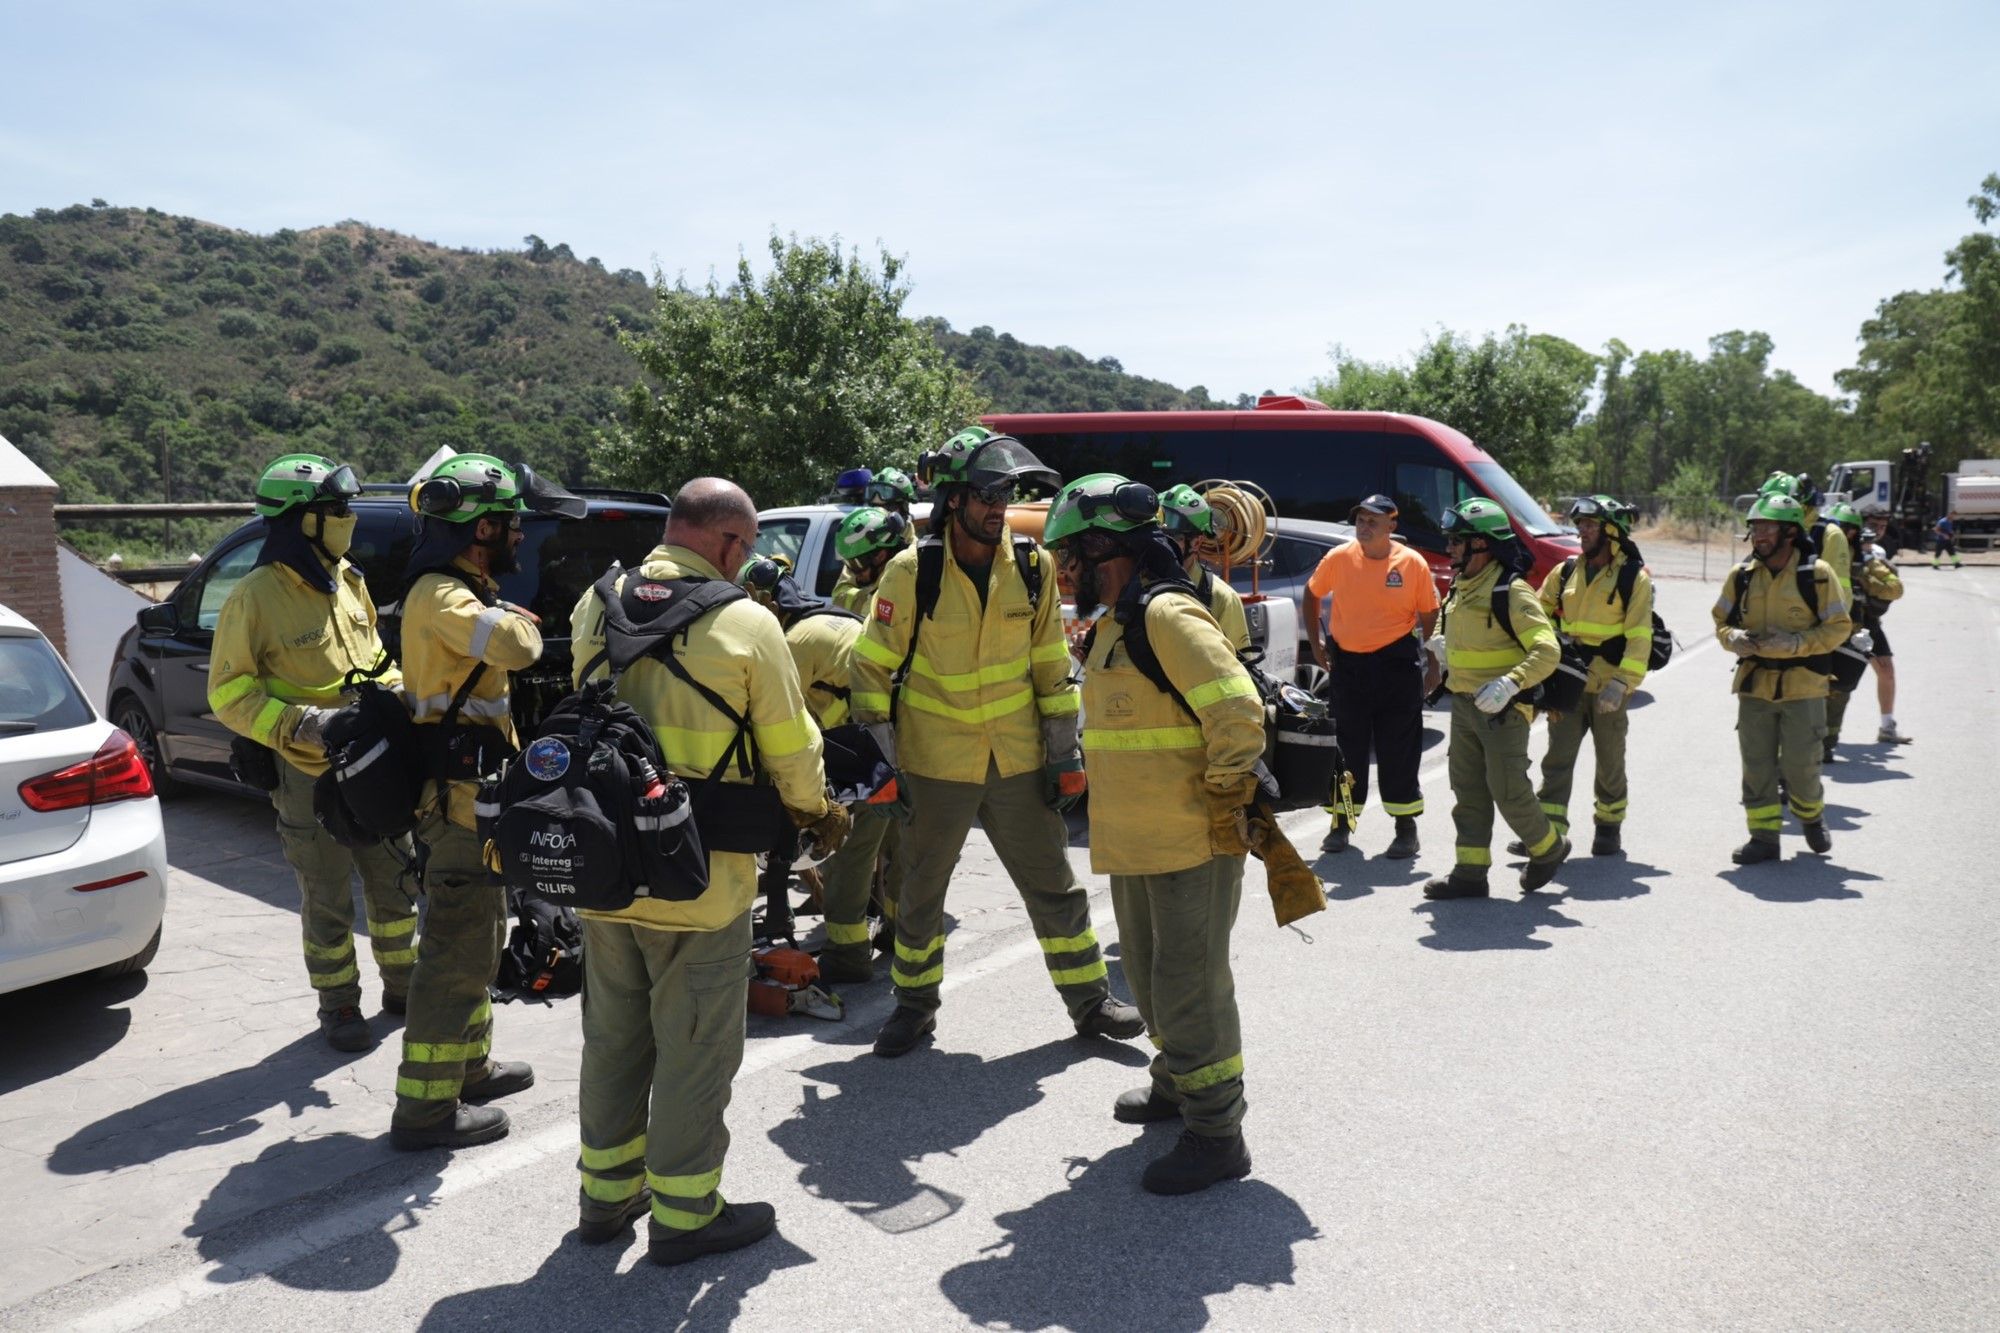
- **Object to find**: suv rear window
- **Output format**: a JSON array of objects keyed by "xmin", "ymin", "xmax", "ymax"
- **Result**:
[
  {"xmin": 508, "ymin": 514, "xmax": 664, "ymax": 637},
  {"xmin": 0, "ymin": 636, "xmax": 93, "ymax": 734}
]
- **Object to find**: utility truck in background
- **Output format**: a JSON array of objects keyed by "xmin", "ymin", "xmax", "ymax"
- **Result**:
[{"xmin": 1828, "ymin": 444, "xmax": 2000, "ymax": 555}]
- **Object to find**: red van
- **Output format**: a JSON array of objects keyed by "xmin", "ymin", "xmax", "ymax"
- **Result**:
[{"xmin": 983, "ymin": 396, "xmax": 1579, "ymax": 590}]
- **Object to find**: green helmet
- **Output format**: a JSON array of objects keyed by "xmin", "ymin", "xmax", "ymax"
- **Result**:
[
  {"xmin": 1826, "ymin": 500, "xmax": 1862, "ymax": 529},
  {"xmin": 917, "ymin": 426, "xmax": 1061, "ymax": 497},
  {"xmin": 1157, "ymin": 483, "xmax": 1215, "ymax": 535},
  {"xmin": 1568, "ymin": 493, "xmax": 1636, "ymax": 536},
  {"xmin": 1043, "ymin": 473, "xmax": 1161, "ymax": 546},
  {"xmin": 1746, "ymin": 492, "xmax": 1807, "ymax": 526},
  {"xmin": 1759, "ymin": 471, "xmax": 1796, "ymax": 497},
  {"xmin": 834, "ymin": 505, "xmax": 910, "ymax": 559},
  {"xmin": 410, "ymin": 454, "xmax": 525, "ymax": 524},
  {"xmin": 864, "ymin": 467, "xmax": 916, "ymax": 508},
  {"xmin": 1441, "ymin": 498, "xmax": 1515, "ymax": 542},
  {"xmin": 255, "ymin": 453, "xmax": 360, "ymax": 519}
]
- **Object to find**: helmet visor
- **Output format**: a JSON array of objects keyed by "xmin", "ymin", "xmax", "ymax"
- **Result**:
[
  {"xmin": 517, "ymin": 464, "xmax": 586, "ymax": 519},
  {"xmin": 316, "ymin": 464, "xmax": 361, "ymax": 503},
  {"xmin": 966, "ymin": 437, "xmax": 1061, "ymax": 495}
]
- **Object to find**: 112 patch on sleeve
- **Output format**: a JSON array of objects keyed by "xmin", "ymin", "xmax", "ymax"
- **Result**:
[{"xmin": 876, "ymin": 597, "xmax": 895, "ymax": 623}]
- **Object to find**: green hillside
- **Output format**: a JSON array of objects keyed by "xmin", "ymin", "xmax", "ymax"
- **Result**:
[{"xmin": 0, "ymin": 203, "xmax": 1226, "ymax": 557}]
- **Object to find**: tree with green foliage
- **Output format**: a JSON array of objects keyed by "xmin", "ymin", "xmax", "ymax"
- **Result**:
[
  {"xmin": 1840, "ymin": 172, "xmax": 2000, "ymax": 467},
  {"xmin": 602, "ymin": 234, "xmax": 985, "ymax": 507}
]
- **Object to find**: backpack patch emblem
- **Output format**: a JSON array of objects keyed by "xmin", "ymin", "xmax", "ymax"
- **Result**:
[
  {"xmin": 632, "ymin": 583, "xmax": 673, "ymax": 603},
  {"xmin": 524, "ymin": 736, "xmax": 571, "ymax": 782},
  {"xmin": 1386, "ymin": 570, "xmax": 1404, "ymax": 588},
  {"xmin": 876, "ymin": 597, "xmax": 895, "ymax": 623}
]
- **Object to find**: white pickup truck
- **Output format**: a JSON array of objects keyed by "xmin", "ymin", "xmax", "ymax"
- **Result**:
[{"xmin": 753, "ymin": 502, "xmax": 1314, "ymax": 683}]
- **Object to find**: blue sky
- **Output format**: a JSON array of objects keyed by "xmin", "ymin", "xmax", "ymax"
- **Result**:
[{"xmin": 3, "ymin": 1, "xmax": 1994, "ymax": 399}]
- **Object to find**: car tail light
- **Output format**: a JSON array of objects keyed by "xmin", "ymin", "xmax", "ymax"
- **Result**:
[
  {"xmin": 75, "ymin": 870, "xmax": 148, "ymax": 893},
  {"xmin": 18, "ymin": 729, "xmax": 156, "ymax": 812},
  {"xmin": 594, "ymin": 509, "xmax": 628, "ymax": 521}
]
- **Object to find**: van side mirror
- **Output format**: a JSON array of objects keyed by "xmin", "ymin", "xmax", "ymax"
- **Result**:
[{"xmin": 136, "ymin": 603, "xmax": 180, "ymax": 636}]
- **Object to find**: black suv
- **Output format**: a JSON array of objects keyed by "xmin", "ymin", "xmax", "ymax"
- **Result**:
[{"xmin": 108, "ymin": 490, "xmax": 670, "ymax": 796}]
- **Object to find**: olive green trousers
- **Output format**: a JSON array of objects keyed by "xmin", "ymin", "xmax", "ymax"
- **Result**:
[
  {"xmin": 272, "ymin": 759, "xmax": 417, "ymax": 1013},
  {"xmin": 1448, "ymin": 694, "xmax": 1558, "ymax": 883},
  {"xmin": 1536, "ymin": 690, "xmax": 1630, "ymax": 831},
  {"xmin": 1736, "ymin": 695, "xmax": 1826, "ymax": 842},
  {"xmin": 819, "ymin": 808, "xmax": 900, "ymax": 975},
  {"xmin": 392, "ymin": 814, "xmax": 506, "ymax": 1129},
  {"xmin": 1109, "ymin": 855, "xmax": 1247, "ymax": 1136}
]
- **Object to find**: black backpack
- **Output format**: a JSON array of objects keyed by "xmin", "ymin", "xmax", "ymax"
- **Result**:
[
  {"xmin": 477, "ymin": 569, "xmax": 716, "ymax": 912},
  {"xmin": 492, "ymin": 891, "xmax": 585, "ymax": 1001},
  {"xmin": 1722, "ymin": 558, "xmax": 1857, "ymax": 692},
  {"xmin": 1554, "ymin": 556, "xmax": 1674, "ymax": 673},
  {"xmin": 891, "ymin": 533, "xmax": 1044, "ymax": 716}
]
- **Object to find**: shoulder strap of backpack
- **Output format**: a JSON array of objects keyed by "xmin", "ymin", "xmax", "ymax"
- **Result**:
[
  {"xmin": 1489, "ymin": 570, "xmax": 1527, "ymax": 653},
  {"xmin": 1556, "ymin": 556, "xmax": 1578, "ymax": 620},
  {"xmin": 1725, "ymin": 564, "xmax": 1754, "ymax": 628},
  {"xmin": 1116, "ymin": 580, "xmax": 1205, "ymax": 720},
  {"xmin": 1614, "ymin": 555, "xmax": 1640, "ymax": 610},
  {"xmin": 1013, "ymin": 536, "xmax": 1044, "ymax": 613},
  {"xmin": 410, "ymin": 566, "xmax": 496, "ymax": 729},
  {"xmin": 890, "ymin": 535, "xmax": 949, "ymax": 711},
  {"xmin": 1796, "ymin": 560, "xmax": 1821, "ymax": 621}
]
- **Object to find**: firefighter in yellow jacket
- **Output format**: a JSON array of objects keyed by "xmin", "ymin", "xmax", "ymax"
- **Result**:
[
  {"xmin": 390, "ymin": 454, "xmax": 567, "ymax": 1151},
  {"xmin": 1047, "ymin": 474, "xmax": 1268, "ymax": 1194},
  {"xmin": 1529, "ymin": 495, "xmax": 1654, "ymax": 857},
  {"xmin": 829, "ymin": 505, "xmax": 911, "ymax": 616},
  {"xmin": 568, "ymin": 478, "xmax": 846, "ymax": 1265},
  {"xmin": 1423, "ymin": 500, "xmax": 1567, "ymax": 899},
  {"xmin": 1157, "ymin": 483, "xmax": 1252, "ymax": 654},
  {"xmin": 850, "ymin": 427, "xmax": 1143, "ymax": 1057},
  {"xmin": 1712, "ymin": 492, "xmax": 1853, "ymax": 864},
  {"xmin": 208, "ymin": 453, "xmax": 416, "ymax": 1053}
]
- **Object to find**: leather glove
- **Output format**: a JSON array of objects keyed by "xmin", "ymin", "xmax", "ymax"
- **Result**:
[
  {"xmin": 1473, "ymin": 676, "xmax": 1521, "ymax": 715},
  {"xmin": 1850, "ymin": 628, "xmax": 1874, "ymax": 654},
  {"xmin": 1755, "ymin": 631, "xmax": 1805, "ymax": 656},
  {"xmin": 291, "ymin": 705, "xmax": 339, "ymax": 749},
  {"xmin": 1721, "ymin": 628, "xmax": 1757, "ymax": 656},
  {"xmin": 1043, "ymin": 753, "xmax": 1087, "ymax": 812},
  {"xmin": 788, "ymin": 798, "xmax": 851, "ymax": 861},
  {"xmin": 1040, "ymin": 714, "xmax": 1080, "ymax": 763},
  {"xmin": 1596, "ymin": 679, "xmax": 1630, "ymax": 714},
  {"xmin": 1204, "ymin": 773, "xmax": 1258, "ymax": 856},
  {"xmin": 864, "ymin": 721, "xmax": 897, "ymax": 771},
  {"xmin": 1247, "ymin": 802, "xmax": 1327, "ymax": 927}
]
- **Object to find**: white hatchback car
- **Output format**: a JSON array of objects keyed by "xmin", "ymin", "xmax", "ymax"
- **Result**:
[{"xmin": 0, "ymin": 604, "xmax": 168, "ymax": 994}]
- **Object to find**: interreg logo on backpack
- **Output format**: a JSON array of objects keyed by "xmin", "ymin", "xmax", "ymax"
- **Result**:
[{"xmin": 524, "ymin": 735, "xmax": 570, "ymax": 782}]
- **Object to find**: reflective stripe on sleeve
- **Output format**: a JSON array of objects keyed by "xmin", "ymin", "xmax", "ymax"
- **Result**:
[
  {"xmin": 467, "ymin": 605, "xmax": 509, "ymax": 662},
  {"xmin": 1185, "ymin": 674, "xmax": 1258, "ymax": 711}
]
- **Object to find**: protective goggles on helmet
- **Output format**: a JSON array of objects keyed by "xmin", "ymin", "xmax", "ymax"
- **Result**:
[{"xmin": 1438, "ymin": 508, "xmax": 1482, "ymax": 540}]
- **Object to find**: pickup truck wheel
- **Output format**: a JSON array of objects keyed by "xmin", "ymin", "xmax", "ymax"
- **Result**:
[{"xmin": 112, "ymin": 696, "xmax": 181, "ymax": 798}]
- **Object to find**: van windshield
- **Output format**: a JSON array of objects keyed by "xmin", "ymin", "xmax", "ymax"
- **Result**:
[{"xmin": 1468, "ymin": 462, "xmax": 1564, "ymax": 537}]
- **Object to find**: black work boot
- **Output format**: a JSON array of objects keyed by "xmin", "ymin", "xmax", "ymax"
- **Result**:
[
  {"xmin": 578, "ymin": 1188, "xmax": 652, "ymax": 1245},
  {"xmin": 873, "ymin": 1005, "xmax": 936, "ymax": 1058},
  {"xmin": 1113, "ymin": 1086, "xmax": 1182, "ymax": 1124},
  {"xmin": 1319, "ymin": 816, "xmax": 1350, "ymax": 854},
  {"xmin": 1504, "ymin": 840, "xmax": 1527, "ymax": 857},
  {"xmin": 649, "ymin": 1201, "xmax": 777, "ymax": 1266},
  {"xmin": 462, "ymin": 1060, "xmax": 535, "ymax": 1104},
  {"xmin": 1141, "ymin": 1129, "xmax": 1252, "ymax": 1195},
  {"xmin": 1383, "ymin": 817, "xmax": 1420, "ymax": 860},
  {"xmin": 319, "ymin": 1005, "xmax": 375, "ymax": 1053},
  {"xmin": 1423, "ymin": 875, "xmax": 1489, "ymax": 900},
  {"xmin": 381, "ymin": 991, "xmax": 408, "ymax": 1016},
  {"xmin": 391, "ymin": 1104, "xmax": 510, "ymax": 1152},
  {"xmin": 1590, "ymin": 823, "xmax": 1621, "ymax": 857},
  {"xmin": 1803, "ymin": 821, "xmax": 1832, "ymax": 854},
  {"xmin": 1731, "ymin": 838, "xmax": 1782, "ymax": 865},
  {"xmin": 1076, "ymin": 996, "xmax": 1145, "ymax": 1039},
  {"xmin": 1519, "ymin": 836, "xmax": 1572, "ymax": 892},
  {"xmin": 1822, "ymin": 738, "xmax": 1839, "ymax": 763}
]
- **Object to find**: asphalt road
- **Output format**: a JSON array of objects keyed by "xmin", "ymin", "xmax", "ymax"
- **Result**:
[{"xmin": 3, "ymin": 564, "xmax": 1995, "ymax": 1331}]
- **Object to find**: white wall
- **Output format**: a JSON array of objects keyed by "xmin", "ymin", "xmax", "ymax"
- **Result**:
[{"xmin": 58, "ymin": 545, "xmax": 152, "ymax": 713}]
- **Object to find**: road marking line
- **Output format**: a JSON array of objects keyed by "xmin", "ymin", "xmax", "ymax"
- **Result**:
[{"xmin": 64, "ymin": 907, "xmax": 1104, "ymax": 1333}]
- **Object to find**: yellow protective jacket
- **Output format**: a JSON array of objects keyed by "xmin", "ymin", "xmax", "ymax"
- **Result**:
[
  {"xmin": 570, "ymin": 545, "xmax": 828, "ymax": 932},
  {"xmin": 1441, "ymin": 561, "xmax": 1559, "ymax": 705},
  {"xmin": 1191, "ymin": 561, "xmax": 1251, "ymax": 654},
  {"xmin": 1537, "ymin": 554, "xmax": 1655, "ymax": 693},
  {"xmin": 849, "ymin": 523, "xmax": 1078, "ymax": 783},
  {"xmin": 1081, "ymin": 587, "xmax": 1266, "ymax": 876},
  {"xmin": 1711, "ymin": 549, "xmax": 1852, "ymax": 701},
  {"xmin": 1859, "ymin": 548, "xmax": 1903, "ymax": 606},
  {"xmin": 829, "ymin": 568, "xmax": 876, "ymax": 616},
  {"xmin": 207, "ymin": 558, "xmax": 398, "ymax": 777},
  {"xmin": 786, "ymin": 609, "xmax": 863, "ymax": 729},
  {"xmin": 1807, "ymin": 510, "xmax": 1853, "ymax": 598},
  {"xmin": 402, "ymin": 556, "xmax": 543, "ymax": 828}
]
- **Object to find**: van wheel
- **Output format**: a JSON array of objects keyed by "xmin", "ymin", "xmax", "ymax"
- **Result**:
[
  {"xmin": 112, "ymin": 696, "xmax": 181, "ymax": 798},
  {"xmin": 98, "ymin": 924, "xmax": 161, "ymax": 979}
]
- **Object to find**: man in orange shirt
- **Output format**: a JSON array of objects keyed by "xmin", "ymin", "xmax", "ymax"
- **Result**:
[{"xmin": 1303, "ymin": 496, "xmax": 1441, "ymax": 858}]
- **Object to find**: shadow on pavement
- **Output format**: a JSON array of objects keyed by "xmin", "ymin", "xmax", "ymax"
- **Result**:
[
  {"xmin": 1823, "ymin": 744, "xmax": 1913, "ymax": 784},
  {"xmin": 770, "ymin": 1036, "xmax": 1147, "ymax": 1230},
  {"xmin": 47, "ymin": 1030, "xmax": 360, "ymax": 1174},
  {"xmin": 1721, "ymin": 859, "xmax": 1883, "ymax": 903},
  {"xmin": 938, "ymin": 1134, "xmax": 1317, "ymax": 1332},
  {"xmin": 1312, "ymin": 849, "xmax": 1428, "ymax": 901},
  {"xmin": 188, "ymin": 1132, "xmax": 436, "ymax": 1292},
  {"xmin": 418, "ymin": 1227, "xmax": 813, "ymax": 1332},
  {"xmin": 1816, "ymin": 802, "xmax": 1869, "ymax": 833},
  {"xmin": 0, "ymin": 971, "xmax": 145, "ymax": 1095},
  {"xmin": 1558, "ymin": 857, "xmax": 1668, "ymax": 903},
  {"xmin": 1411, "ymin": 892, "xmax": 1582, "ymax": 951}
]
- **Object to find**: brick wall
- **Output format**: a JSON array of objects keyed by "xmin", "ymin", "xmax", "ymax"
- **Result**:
[{"xmin": 1, "ymin": 485, "xmax": 65, "ymax": 655}]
